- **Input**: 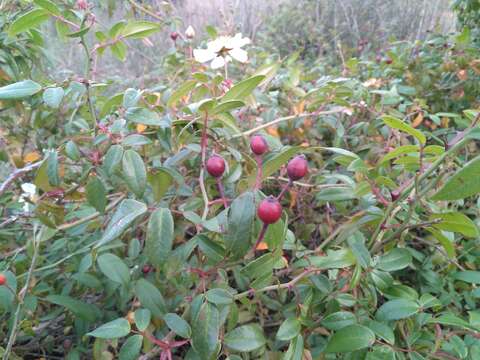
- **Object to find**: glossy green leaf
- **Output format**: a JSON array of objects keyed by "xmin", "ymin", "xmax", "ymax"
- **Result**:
[
  {"xmin": 121, "ymin": 21, "xmax": 161, "ymax": 39},
  {"xmin": 43, "ymin": 87, "xmax": 64, "ymax": 108},
  {"xmin": 205, "ymin": 288, "xmax": 233, "ymax": 305},
  {"xmin": 86, "ymin": 176, "xmax": 107, "ymax": 213},
  {"xmin": 119, "ymin": 335, "xmax": 143, "ymax": 360},
  {"xmin": 0, "ymin": 80, "xmax": 42, "ymax": 100},
  {"xmin": 9, "ymin": 9, "xmax": 50, "ymax": 36},
  {"xmin": 382, "ymin": 115, "xmax": 426, "ymax": 145},
  {"xmin": 122, "ymin": 150, "xmax": 147, "ymax": 197},
  {"xmin": 325, "ymin": 325, "xmax": 375, "ymax": 353},
  {"xmin": 276, "ymin": 318, "xmax": 301, "ymax": 341},
  {"xmin": 135, "ymin": 279, "xmax": 166, "ymax": 318},
  {"xmin": 95, "ymin": 199, "xmax": 147, "ymax": 248},
  {"xmin": 33, "ymin": 0, "xmax": 61, "ymax": 15},
  {"xmin": 164, "ymin": 313, "xmax": 191, "ymax": 338},
  {"xmin": 377, "ymin": 248, "xmax": 412, "ymax": 272},
  {"xmin": 134, "ymin": 309, "xmax": 151, "ymax": 332},
  {"xmin": 146, "ymin": 208, "xmax": 174, "ymax": 267},
  {"xmin": 222, "ymin": 75, "xmax": 265, "ymax": 102},
  {"xmin": 87, "ymin": 318, "xmax": 131, "ymax": 339},
  {"xmin": 432, "ymin": 156, "xmax": 480, "ymax": 200},
  {"xmin": 224, "ymin": 191, "xmax": 255, "ymax": 258},
  {"xmin": 376, "ymin": 299, "xmax": 420, "ymax": 321},
  {"xmin": 224, "ymin": 324, "xmax": 266, "ymax": 352},
  {"xmin": 321, "ymin": 311, "xmax": 356, "ymax": 330},
  {"xmin": 45, "ymin": 295, "xmax": 100, "ymax": 322},
  {"xmin": 191, "ymin": 302, "xmax": 220, "ymax": 359},
  {"xmin": 430, "ymin": 212, "xmax": 479, "ymax": 238},
  {"xmin": 97, "ymin": 253, "xmax": 130, "ymax": 285}
]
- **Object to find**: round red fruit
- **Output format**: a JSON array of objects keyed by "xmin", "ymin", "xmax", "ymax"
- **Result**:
[
  {"xmin": 206, "ymin": 155, "xmax": 226, "ymax": 178},
  {"xmin": 257, "ymin": 196, "xmax": 282, "ymax": 224},
  {"xmin": 142, "ymin": 265, "xmax": 152, "ymax": 274},
  {"xmin": 0, "ymin": 274, "xmax": 6, "ymax": 286},
  {"xmin": 250, "ymin": 135, "xmax": 269, "ymax": 155},
  {"xmin": 287, "ymin": 155, "xmax": 308, "ymax": 180},
  {"xmin": 170, "ymin": 31, "xmax": 179, "ymax": 41}
]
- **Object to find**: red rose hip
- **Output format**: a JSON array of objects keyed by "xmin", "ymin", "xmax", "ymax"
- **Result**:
[
  {"xmin": 0, "ymin": 273, "xmax": 6, "ymax": 286},
  {"xmin": 257, "ymin": 196, "xmax": 282, "ymax": 224},
  {"xmin": 287, "ymin": 155, "xmax": 308, "ymax": 180},
  {"xmin": 250, "ymin": 135, "xmax": 268, "ymax": 155},
  {"xmin": 170, "ymin": 31, "xmax": 179, "ymax": 41},
  {"xmin": 206, "ymin": 155, "xmax": 226, "ymax": 178}
]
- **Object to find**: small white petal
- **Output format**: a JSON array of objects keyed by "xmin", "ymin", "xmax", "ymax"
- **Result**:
[
  {"xmin": 230, "ymin": 48, "xmax": 248, "ymax": 63},
  {"xmin": 193, "ymin": 48, "xmax": 216, "ymax": 63},
  {"xmin": 185, "ymin": 25, "xmax": 195, "ymax": 38},
  {"xmin": 211, "ymin": 56, "xmax": 226, "ymax": 69},
  {"xmin": 21, "ymin": 183, "xmax": 36, "ymax": 195},
  {"xmin": 230, "ymin": 33, "xmax": 251, "ymax": 48}
]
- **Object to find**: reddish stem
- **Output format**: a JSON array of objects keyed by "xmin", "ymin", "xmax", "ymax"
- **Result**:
[
  {"xmin": 216, "ymin": 178, "xmax": 229, "ymax": 208},
  {"xmin": 252, "ymin": 222, "xmax": 269, "ymax": 254},
  {"xmin": 277, "ymin": 179, "xmax": 293, "ymax": 201},
  {"xmin": 254, "ymin": 154, "xmax": 263, "ymax": 190}
]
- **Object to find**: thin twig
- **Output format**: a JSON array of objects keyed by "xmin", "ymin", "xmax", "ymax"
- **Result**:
[
  {"xmin": 3, "ymin": 225, "xmax": 40, "ymax": 360},
  {"xmin": 231, "ymin": 109, "xmax": 346, "ymax": 139},
  {"xmin": 0, "ymin": 161, "xmax": 44, "ymax": 196}
]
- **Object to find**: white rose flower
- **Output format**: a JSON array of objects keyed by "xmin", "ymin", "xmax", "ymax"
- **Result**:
[{"xmin": 193, "ymin": 33, "xmax": 250, "ymax": 69}]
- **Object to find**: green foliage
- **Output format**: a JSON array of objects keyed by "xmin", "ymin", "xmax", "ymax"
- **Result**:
[{"xmin": 1, "ymin": 1, "xmax": 480, "ymax": 359}]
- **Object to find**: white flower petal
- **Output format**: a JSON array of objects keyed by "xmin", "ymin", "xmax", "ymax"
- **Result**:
[
  {"xmin": 230, "ymin": 33, "xmax": 251, "ymax": 48},
  {"xmin": 185, "ymin": 25, "xmax": 195, "ymax": 38},
  {"xmin": 229, "ymin": 48, "xmax": 248, "ymax": 63},
  {"xmin": 193, "ymin": 48, "xmax": 216, "ymax": 63},
  {"xmin": 211, "ymin": 56, "xmax": 226, "ymax": 69},
  {"xmin": 21, "ymin": 183, "xmax": 36, "ymax": 196}
]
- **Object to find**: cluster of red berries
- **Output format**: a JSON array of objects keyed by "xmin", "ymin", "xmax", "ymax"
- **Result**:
[
  {"xmin": 257, "ymin": 154, "xmax": 308, "ymax": 224},
  {"xmin": 205, "ymin": 134, "xmax": 308, "ymax": 228}
]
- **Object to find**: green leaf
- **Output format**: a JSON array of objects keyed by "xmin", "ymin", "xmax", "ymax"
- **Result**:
[
  {"xmin": 365, "ymin": 320, "xmax": 395, "ymax": 345},
  {"xmin": 122, "ymin": 150, "xmax": 147, "ymax": 197},
  {"xmin": 430, "ymin": 212, "xmax": 479, "ymax": 238},
  {"xmin": 382, "ymin": 115, "xmax": 426, "ymax": 145},
  {"xmin": 224, "ymin": 324, "xmax": 266, "ymax": 352},
  {"xmin": 146, "ymin": 208, "xmax": 174, "ymax": 268},
  {"xmin": 134, "ymin": 309, "xmax": 151, "ymax": 331},
  {"xmin": 95, "ymin": 199, "xmax": 147, "ymax": 248},
  {"xmin": 452, "ymin": 271, "xmax": 480, "ymax": 284},
  {"xmin": 43, "ymin": 87, "xmax": 64, "ymax": 108},
  {"xmin": 276, "ymin": 318, "xmax": 301, "ymax": 341},
  {"xmin": 432, "ymin": 156, "xmax": 480, "ymax": 200},
  {"xmin": 0, "ymin": 80, "xmax": 42, "ymax": 100},
  {"xmin": 111, "ymin": 41, "xmax": 127, "ymax": 61},
  {"xmin": 9, "ymin": 9, "xmax": 50, "ymax": 36},
  {"xmin": 205, "ymin": 288, "xmax": 233, "ymax": 305},
  {"xmin": 212, "ymin": 100, "xmax": 245, "ymax": 115},
  {"xmin": 104, "ymin": 144, "xmax": 124, "ymax": 176},
  {"xmin": 86, "ymin": 176, "xmax": 107, "ymax": 213},
  {"xmin": 325, "ymin": 325, "xmax": 375, "ymax": 353},
  {"xmin": 164, "ymin": 313, "xmax": 191, "ymax": 338},
  {"xmin": 97, "ymin": 253, "xmax": 130, "ymax": 285},
  {"xmin": 376, "ymin": 299, "xmax": 420, "ymax": 321},
  {"xmin": 121, "ymin": 21, "xmax": 161, "ymax": 39},
  {"xmin": 119, "ymin": 335, "xmax": 143, "ymax": 360},
  {"xmin": 191, "ymin": 302, "xmax": 220, "ymax": 359},
  {"xmin": 87, "ymin": 318, "xmax": 131, "ymax": 339},
  {"xmin": 135, "ymin": 279, "xmax": 166, "ymax": 318},
  {"xmin": 224, "ymin": 192, "xmax": 255, "ymax": 258},
  {"xmin": 167, "ymin": 80, "xmax": 197, "ymax": 107},
  {"xmin": 125, "ymin": 107, "xmax": 163, "ymax": 126},
  {"xmin": 45, "ymin": 295, "xmax": 100, "ymax": 322},
  {"xmin": 321, "ymin": 311, "xmax": 356, "ymax": 330},
  {"xmin": 147, "ymin": 169, "xmax": 173, "ymax": 201},
  {"xmin": 33, "ymin": 0, "xmax": 61, "ymax": 15},
  {"xmin": 427, "ymin": 228, "xmax": 455, "ymax": 258},
  {"xmin": 46, "ymin": 151, "xmax": 60, "ymax": 186},
  {"xmin": 222, "ymin": 75, "xmax": 265, "ymax": 102},
  {"xmin": 123, "ymin": 88, "xmax": 141, "ymax": 108},
  {"xmin": 377, "ymin": 248, "xmax": 412, "ymax": 272}
]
